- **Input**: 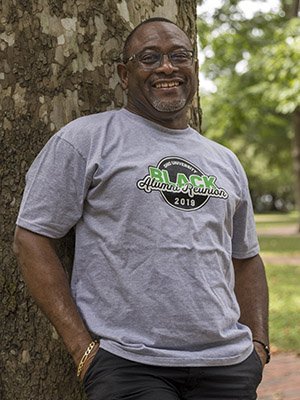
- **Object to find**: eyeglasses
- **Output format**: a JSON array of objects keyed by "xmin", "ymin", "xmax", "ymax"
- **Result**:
[{"xmin": 123, "ymin": 49, "xmax": 194, "ymax": 70}]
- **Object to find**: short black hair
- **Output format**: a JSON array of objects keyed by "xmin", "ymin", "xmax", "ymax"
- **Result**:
[{"xmin": 122, "ymin": 17, "xmax": 179, "ymax": 62}]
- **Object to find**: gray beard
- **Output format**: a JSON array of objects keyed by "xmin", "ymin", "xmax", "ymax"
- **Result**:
[{"xmin": 151, "ymin": 99, "xmax": 186, "ymax": 112}]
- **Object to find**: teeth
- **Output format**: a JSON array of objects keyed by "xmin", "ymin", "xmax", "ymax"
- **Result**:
[{"xmin": 155, "ymin": 81, "xmax": 180, "ymax": 88}]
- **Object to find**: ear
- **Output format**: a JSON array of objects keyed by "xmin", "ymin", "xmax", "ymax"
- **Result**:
[{"xmin": 117, "ymin": 63, "xmax": 129, "ymax": 90}]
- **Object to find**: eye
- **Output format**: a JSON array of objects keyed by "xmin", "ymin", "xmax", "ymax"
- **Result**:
[
  {"xmin": 138, "ymin": 52, "xmax": 160, "ymax": 64},
  {"xmin": 170, "ymin": 51, "xmax": 191, "ymax": 62}
]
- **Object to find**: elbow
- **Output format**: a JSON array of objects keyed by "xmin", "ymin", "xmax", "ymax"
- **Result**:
[
  {"xmin": 13, "ymin": 226, "xmax": 34, "ymax": 262},
  {"xmin": 13, "ymin": 226, "xmax": 31, "ymax": 268},
  {"xmin": 13, "ymin": 226, "xmax": 22, "ymax": 259},
  {"xmin": 13, "ymin": 226, "xmax": 56, "ymax": 263}
]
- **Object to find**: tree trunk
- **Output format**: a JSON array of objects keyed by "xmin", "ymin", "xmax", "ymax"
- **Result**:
[{"xmin": 0, "ymin": 1, "xmax": 198, "ymax": 399}]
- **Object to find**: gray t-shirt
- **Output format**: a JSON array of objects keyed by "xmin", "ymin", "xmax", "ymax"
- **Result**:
[{"xmin": 17, "ymin": 109, "xmax": 259, "ymax": 367}]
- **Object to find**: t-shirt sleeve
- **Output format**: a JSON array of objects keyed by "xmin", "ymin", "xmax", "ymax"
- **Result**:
[
  {"xmin": 16, "ymin": 134, "xmax": 91, "ymax": 238},
  {"xmin": 231, "ymin": 161, "xmax": 260, "ymax": 259}
]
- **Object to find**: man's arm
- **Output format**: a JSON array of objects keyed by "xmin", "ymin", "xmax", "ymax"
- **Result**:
[
  {"xmin": 13, "ymin": 226, "xmax": 99, "ymax": 379},
  {"xmin": 232, "ymin": 254, "xmax": 269, "ymax": 366}
]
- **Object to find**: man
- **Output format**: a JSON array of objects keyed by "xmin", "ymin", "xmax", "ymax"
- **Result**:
[{"xmin": 14, "ymin": 17, "xmax": 269, "ymax": 400}]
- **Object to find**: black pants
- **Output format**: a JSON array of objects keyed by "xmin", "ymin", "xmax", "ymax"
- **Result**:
[{"xmin": 83, "ymin": 348, "xmax": 263, "ymax": 400}]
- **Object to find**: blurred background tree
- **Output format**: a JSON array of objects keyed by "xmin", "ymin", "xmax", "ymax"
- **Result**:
[{"xmin": 197, "ymin": 0, "xmax": 300, "ymax": 228}]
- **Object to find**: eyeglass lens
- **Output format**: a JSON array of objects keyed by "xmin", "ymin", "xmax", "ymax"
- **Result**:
[{"xmin": 137, "ymin": 50, "xmax": 193, "ymax": 69}]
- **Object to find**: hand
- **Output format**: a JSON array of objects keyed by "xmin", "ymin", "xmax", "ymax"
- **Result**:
[
  {"xmin": 78, "ymin": 341, "xmax": 100, "ymax": 382},
  {"xmin": 253, "ymin": 341, "xmax": 267, "ymax": 369}
]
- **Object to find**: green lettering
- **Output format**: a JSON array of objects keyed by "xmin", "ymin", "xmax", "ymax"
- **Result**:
[
  {"xmin": 162, "ymin": 169, "xmax": 172, "ymax": 184},
  {"xmin": 189, "ymin": 174, "xmax": 204, "ymax": 188},
  {"xmin": 149, "ymin": 167, "xmax": 164, "ymax": 183},
  {"xmin": 203, "ymin": 176, "xmax": 216, "ymax": 189},
  {"xmin": 176, "ymin": 173, "xmax": 189, "ymax": 188}
]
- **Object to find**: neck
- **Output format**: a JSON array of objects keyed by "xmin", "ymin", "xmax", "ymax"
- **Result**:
[{"xmin": 125, "ymin": 105, "xmax": 189, "ymax": 130}]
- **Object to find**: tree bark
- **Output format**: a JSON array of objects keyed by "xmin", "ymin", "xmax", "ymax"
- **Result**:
[
  {"xmin": 293, "ymin": 0, "xmax": 300, "ymax": 16},
  {"xmin": 0, "ymin": 1, "xmax": 198, "ymax": 398}
]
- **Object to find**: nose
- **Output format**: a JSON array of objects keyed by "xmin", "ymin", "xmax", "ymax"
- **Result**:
[{"xmin": 156, "ymin": 54, "xmax": 179, "ymax": 74}]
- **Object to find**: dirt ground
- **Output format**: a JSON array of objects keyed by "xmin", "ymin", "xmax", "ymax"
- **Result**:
[{"xmin": 257, "ymin": 353, "xmax": 300, "ymax": 400}]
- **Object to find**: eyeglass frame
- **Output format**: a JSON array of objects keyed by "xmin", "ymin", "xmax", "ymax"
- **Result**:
[{"xmin": 122, "ymin": 48, "xmax": 195, "ymax": 70}]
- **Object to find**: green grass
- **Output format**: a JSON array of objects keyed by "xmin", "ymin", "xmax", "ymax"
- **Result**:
[
  {"xmin": 266, "ymin": 264, "xmax": 300, "ymax": 352},
  {"xmin": 255, "ymin": 212, "xmax": 300, "ymax": 352},
  {"xmin": 255, "ymin": 211, "xmax": 300, "ymax": 229},
  {"xmin": 255, "ymin": 211, "xmax": 299, "ymax": 222},
  {"xmin": 259, "ymin": 235, "xmax": 300, "ymax": 253}
]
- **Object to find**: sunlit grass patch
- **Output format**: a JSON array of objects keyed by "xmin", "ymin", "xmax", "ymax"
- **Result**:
[
  {"xmin": 255, "ymin": 212, "xmax": 299, "ymax": 228},
  {"xmin": 255, "ymin": 212, "xmax": 300, "ymax": 352},
  {"xmin": 259, "ymin": 235, "xmax": 300, "ymax": 254},
  {"xmin": 266, "ymin": 264, "xmax": 300, "ymax": 352}
]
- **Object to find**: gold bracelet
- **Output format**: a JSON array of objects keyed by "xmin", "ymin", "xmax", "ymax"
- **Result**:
[{"xmin": 77, "ymin": 340, "xmax": 98, "ymax": 378}]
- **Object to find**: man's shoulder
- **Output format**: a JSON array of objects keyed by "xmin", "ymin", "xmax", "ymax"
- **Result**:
[
  {"xmin": 60, "ymin": 109, "xmax": 120, "ymax": 136},
  {"xmin": 197, "ymin": 132, "xmax": 238, "ymax": 162},
  {"xmin": 39, "ymin": 109, "xmax": 123, "ymax": 161},
  {"xmin": 194, "ymin": 132, "xmax": 247, "ymax": 180},
  {"xmin": 54, "ymin": 109, "xmax": 122, "ymax": 149}
]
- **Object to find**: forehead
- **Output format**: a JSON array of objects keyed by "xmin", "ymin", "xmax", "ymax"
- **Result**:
[{"xmin": 128, "ymin": 22, "xmax": 192, "ymax": 54}]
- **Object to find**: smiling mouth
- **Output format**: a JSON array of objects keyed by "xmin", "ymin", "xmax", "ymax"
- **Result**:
[{"xmin": 153, "ymin": 81, "xmax": 182, "ymax": 89}]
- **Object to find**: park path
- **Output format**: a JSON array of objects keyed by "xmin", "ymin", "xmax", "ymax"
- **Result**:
[{"xmin": 257, "ymin": 353, "xmax": 300, "ymax": 400}]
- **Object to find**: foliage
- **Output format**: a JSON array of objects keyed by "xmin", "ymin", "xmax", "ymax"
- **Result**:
[
  {"xmin": 197, "ymin": 0, "xmax": 300, "ymax": 210},
  {"xmin": 249, "ymin": 18, "xmax": 300, "ymax": 115}
]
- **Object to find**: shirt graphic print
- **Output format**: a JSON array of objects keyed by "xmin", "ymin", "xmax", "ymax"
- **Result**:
[{"xmin": 137, "ymin": 156, "xmax": 229, "ymax": 211}]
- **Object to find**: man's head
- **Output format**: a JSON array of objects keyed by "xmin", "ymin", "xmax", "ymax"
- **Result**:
[
  {"xmin": 117, "ymin": 18, "xmax": 197, "ymax": 129},
  {"xmin": 122, "ymin": 18, "xmax": 178, "ymax": 63}
]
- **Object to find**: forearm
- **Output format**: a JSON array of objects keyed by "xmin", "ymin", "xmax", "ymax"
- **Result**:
[
  {"xmin": 13, "ymin": 226, "xmax": 92, "ymax": 365},
  {"xmin": 233, "ymin": 254, "xmax": 269, "ymax": 344}
]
